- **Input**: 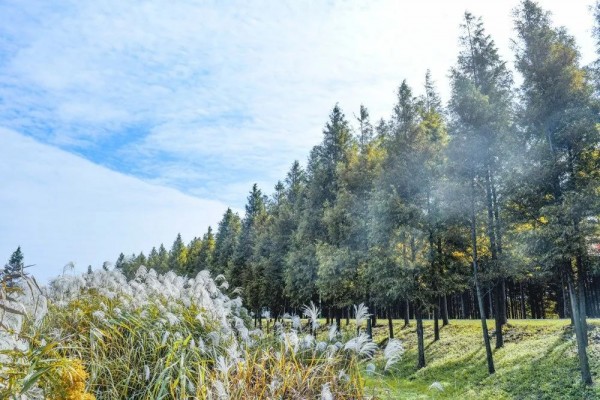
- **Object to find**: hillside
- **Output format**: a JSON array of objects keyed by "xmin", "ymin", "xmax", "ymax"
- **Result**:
[{"xmin": 362, "ymin": 319, "xmax": 600, "ymax": 399}]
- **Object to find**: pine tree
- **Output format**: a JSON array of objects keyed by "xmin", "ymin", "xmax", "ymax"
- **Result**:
[
  {"xmin": 213, "ymin": 208, "xmax": 241, "ymax": 277},
  {"xmin": 147, "ymin": 247, "xmax": 159, "ymax": 270},
  {"xmin": 512, "ymin": 0, "xmax": 600, "ymax": 385},
  {"xmin": 196, "ymin": 227, "xmax": 216, "ymax": 274},
  {"xmin": 286, "ymin": 106, "xmax": 353, "ymax": 309},
  {"xmin": 156, "ymin": 244, "xmax": 169, "ymax": 274},
  {"xmin": 168, "ymin": 234, "xmax": 187, "ymax": 275},
  {"xmin": 3, "ymin": 246, "xmax": 24, "ymax": 286}
]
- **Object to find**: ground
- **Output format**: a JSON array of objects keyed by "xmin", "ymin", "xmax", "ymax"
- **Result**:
[{"xmin": 356, "ymin": 319, "xmax": 600, "ymax": 399}]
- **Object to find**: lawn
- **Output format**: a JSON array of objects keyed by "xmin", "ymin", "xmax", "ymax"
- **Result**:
[{"xmin": 357, "ymin": 319, "xmax": 600, "ymax": 399}]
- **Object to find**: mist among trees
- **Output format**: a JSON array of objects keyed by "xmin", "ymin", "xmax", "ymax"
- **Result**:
[{"xmin": 113, "ymin": 1, "xmax": 600, "ymax": 386}]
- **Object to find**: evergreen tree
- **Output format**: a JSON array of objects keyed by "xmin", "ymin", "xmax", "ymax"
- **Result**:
[
  {"xmin": 156, "ymin": 244, "xmax": 169, "ymax": 273},
  {"xmin": 3, "ymin": 246, "xmax": 25, "ymax": 286},
  {"xmin": 227, "ymin": 184, "xmax": 269, "ymax": 322},
  {"xmin": 213, "ymin": 208, "xmax": 242, "ymax": 277},
  {"xmin": 168, "ymin": 234, "xmax": 188, "ymax": 274},
  {"xmin": 147, "ymin": 247, "xmax": 159, "ymax": 270},
  {"xmin": 195, "ymin": 227, "xmax": 216, "ymax": 274},
  {"xmin": 511, "ymin": 0, "xmax": 600, "ymax": 384},
  {"xmin": 451, "ymin": 10, "xmax": 514, "ymax": 351},
  {"xmin": 286, "ymin": 106, "xmax": 353, "ymax": 309}
]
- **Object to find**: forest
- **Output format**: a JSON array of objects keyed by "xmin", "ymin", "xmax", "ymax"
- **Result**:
[
  {"xmin": 3, "ymin": 1, "xmax": 600, "ymax": 398},
  {"xmin": 114, "ymin": 0, "xmax": 600, "ymax": 386}
]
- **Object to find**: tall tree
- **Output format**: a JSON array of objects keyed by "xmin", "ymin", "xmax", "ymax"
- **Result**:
[
  {"xmin": 231, "ymin": 184, "xmax": 267, "ymax": 300},
  {"xmin": 451, "ymin": 11, "xmax": 514, "ymax": 350},
  {"xmin": 286, "ymin": 105, "xmax": 353, "ymax": 310},
  {"xmin": 168, "ymin": 233, "xmax": 188, "ymax": 275},
  {"xmin": 213, "ymin": 208, "xmax": 242, "ymax": 277},
  {"xmin": 512, "ymin": 0, "xmax": 600, "ymax": 385}
]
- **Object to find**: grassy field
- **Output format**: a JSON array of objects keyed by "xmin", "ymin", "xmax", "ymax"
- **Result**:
[{"xmin": 356, "ymin": 319, "xmax": 600, "ymax": 399}]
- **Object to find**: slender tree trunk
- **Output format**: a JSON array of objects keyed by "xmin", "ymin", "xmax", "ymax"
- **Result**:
[
  {"xmin": 433, "ymin": 303, "xmax": 440, "ymax": 341},
  {"xmin": 576, "ymin": 254, "xmax": 589, "ymax": 347},
  {"xmin": 416, "ymin": 305, "xmax": 426, "ymax": 369},
  {"xmin": 494, "ymin": 284, "xmax": 503, "ymax": 348},
  {"xmin": 520, "ymin": 282, "xmax": 526, "ymax": 319},
  {"xmin": 442, "ymin": 295, "xmax": 449, "ymax": 326},
  {"xmin": 475, "ymin": 280, "xmax": 495, "ymax": 374},
  {"xmin": 485, "ymin": 168, "xmax": 504, "ymax": 349},
  {"xmin": 491, "ymin": 172, "xmax": 507, "ymax": 325},
  {"xmin": 366, "ymin": 317, "xmax": 373, "ymax": 340},
  {"xmin": 561, "ymin": 273, "xmax": 569, "ymax": 319},
  {"xmin": 471, "ymin": 179, "xmax": 495, "ymax": 374},
  {"xmin": 404, "ymin": 300, "xmax": 410, "ymax": 327},
  {"xmin": 388, "ymin": 307, "xmax": 394, "ymax": 339},
  {"xmin": 566, "ymin": 266, "xmax": 592, "ymax": 385},
  {"xmin": 371, "ymin": 305, "xmax": 377, "ymax": 327},
  {"xmin": 335, "ymin": 308, "xmax": 342, "ymax": 333}
]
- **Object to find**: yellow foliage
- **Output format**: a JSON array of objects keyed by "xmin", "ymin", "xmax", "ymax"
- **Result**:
[{"xmin": 47, "ymin": 359, "xmax": 95, "ymax": 400}]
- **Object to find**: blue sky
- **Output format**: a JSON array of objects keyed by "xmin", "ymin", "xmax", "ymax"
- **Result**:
[{"xmin": 0, "ymin": 0, "xmax": 596, "ymax": 281}]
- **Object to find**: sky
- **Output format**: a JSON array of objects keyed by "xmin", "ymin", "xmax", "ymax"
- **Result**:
[{"xmin": 0, "ymin": 0, "xmax": 597, "ymax": 281}]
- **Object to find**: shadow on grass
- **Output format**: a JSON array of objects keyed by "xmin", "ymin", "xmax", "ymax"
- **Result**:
[{"xmin": 369, "ymin": 320, "xmax": 600, "ymax": 399}]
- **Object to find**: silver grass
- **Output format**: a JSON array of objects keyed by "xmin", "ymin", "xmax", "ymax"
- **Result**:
[
  {"xmin": 384, "ymin": 339, "xmax": 404, "ymax": 371},
  {"xmin": 354, "ymin": 303, "xmax": 370, "ymax": 331},
  {"xmin": 344, "ymin": 333, "xmax": 378, "ymax": 359},
  {"xmin": 320, "ymin": 383, "xmax": 333, "ymax": 400},
  {"xmin": 302, "ymin": 301, "xmax": 320, "ymax": 331}
]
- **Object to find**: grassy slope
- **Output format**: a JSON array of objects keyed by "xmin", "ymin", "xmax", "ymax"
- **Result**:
[{"xmin": 359, "ymin": 319, "xmax": 600, "ymax": 399}]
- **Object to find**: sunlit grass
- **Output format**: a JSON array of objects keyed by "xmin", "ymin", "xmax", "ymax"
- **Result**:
[{"xmin": 363, "ymin": 319, "xmax": 600, "ymax": 399}]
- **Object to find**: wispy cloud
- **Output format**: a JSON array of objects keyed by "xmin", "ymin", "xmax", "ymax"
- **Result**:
[
  {"xmin": 0, "ymin": 0, "xmax": 595, "ymax": 206},
  {"xmin": 0, "ymin": 128, "xmax": 229, "ymax": 282}
]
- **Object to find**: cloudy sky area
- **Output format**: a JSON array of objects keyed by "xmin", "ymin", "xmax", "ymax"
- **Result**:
[{"xmin": 0, "ymin": 0, "xmax": 597, "ymax": 281}]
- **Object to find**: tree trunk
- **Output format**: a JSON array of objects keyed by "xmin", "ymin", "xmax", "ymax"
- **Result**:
[
  {"xmin": 475, "ymin": 280, "xmax": 495, "ymax": 374},
  {"xmin": 404, "ymin": 299, "xmax": 410, "ymax": 326},
  {"xmin": 416, "ymin": 306, "xmax": 426, "ymax": 369},
  {"xmin": 371, "ymin": 305, "xmax": 377, "ymax": 327},
  {"xmin": 471, "ymin": 179, "xmax": 495, "ymax": 374},
  {"xmin": 335, "ymin": 308, "xmax": 342, "ymax": 333},
  {"xmin": 388, "ymin": 307, "xmax": 394, "ymax": 339},
  {"xmin": 442, "ymin": 295, "xmax": 449, "ymax": 326},
  {"xmin": 576, "ymin": 255, "xmax": 588, "ymax": 347},
  {"xmin": 566, "ymin": 267, "xmax": 593, "ymax": 385},
  {"xmin": 494, "ymin": 284, "xmax": 503, "ymax": 348},
  {"xmin": 433, "ymin": 302, "xmax": 440, "ymax": 341},
  {"xmin": 520, "ymin": 282, "xmax": 526, "ymax": 319}
]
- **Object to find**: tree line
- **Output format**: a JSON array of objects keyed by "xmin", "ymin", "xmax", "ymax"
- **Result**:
[{"xmin": 114, "ymin": 1, "xmax": 600, "ymax": 384}]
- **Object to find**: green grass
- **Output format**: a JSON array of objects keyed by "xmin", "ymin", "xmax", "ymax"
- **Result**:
[{"xmin": 357, "ymin": 319, "xmax": 600, "ymax": 399}]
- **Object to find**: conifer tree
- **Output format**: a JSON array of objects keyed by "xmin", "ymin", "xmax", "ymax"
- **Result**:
[
  {"xmin": 168, "ymin": 233, "xmax": 188, "ymax": 274},
  {"xmin": 3, "ymin": 246, "xmax": 24, "ymax": 287},
  {"xmin": 213, "ymin": 208, "xmax": 242, "ymax": 276},
  {"xmin": 511, "ymin": 0, "xmax": 600, "ymax": 384}
]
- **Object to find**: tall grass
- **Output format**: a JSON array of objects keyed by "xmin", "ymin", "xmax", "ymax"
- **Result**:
[{"xmin": 1, "ymin": 267, "xmax": 401, "ymax": 399}]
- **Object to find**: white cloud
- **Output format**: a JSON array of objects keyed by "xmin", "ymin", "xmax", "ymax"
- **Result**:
[
  {"xmin": 0, "ymin": 0, "xmax": 596, "ymax": 207},
  {"xmin": 0, "ymin": 128, "xmax": 229, "ymax": 282}
]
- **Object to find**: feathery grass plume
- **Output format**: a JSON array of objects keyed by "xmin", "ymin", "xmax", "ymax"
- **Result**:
[
  {"xmin": 344, "ymin": 333, "xmax": 378, "ymax": 359},
  {"xmin": 291, "ymin": 315, "xmax": 301, "ymax": 330},
  {"xmin": 353, "ymin": 303, "xmax": 370, "ymax": 335},
  {"xmin": 321, "ymin": 382, "xmax": 333, "ymax": 400},
  {"xmin": 328, "ymin": 324, "xmax": 338, "ymax": 341},
  {"xmin": 365, "ymin": 362, "xmax": 376, "ymax": 376},
  {"xmin": 302, "ymin": 301, "xmax": 320, "ymax": 333},
  {"xmin": 429, "ymin": 381, "xmax": 444, "ymax": 391},
  {"xmin": 383, "ymin": 338, "xmax": 404, "ymax": 371}
]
